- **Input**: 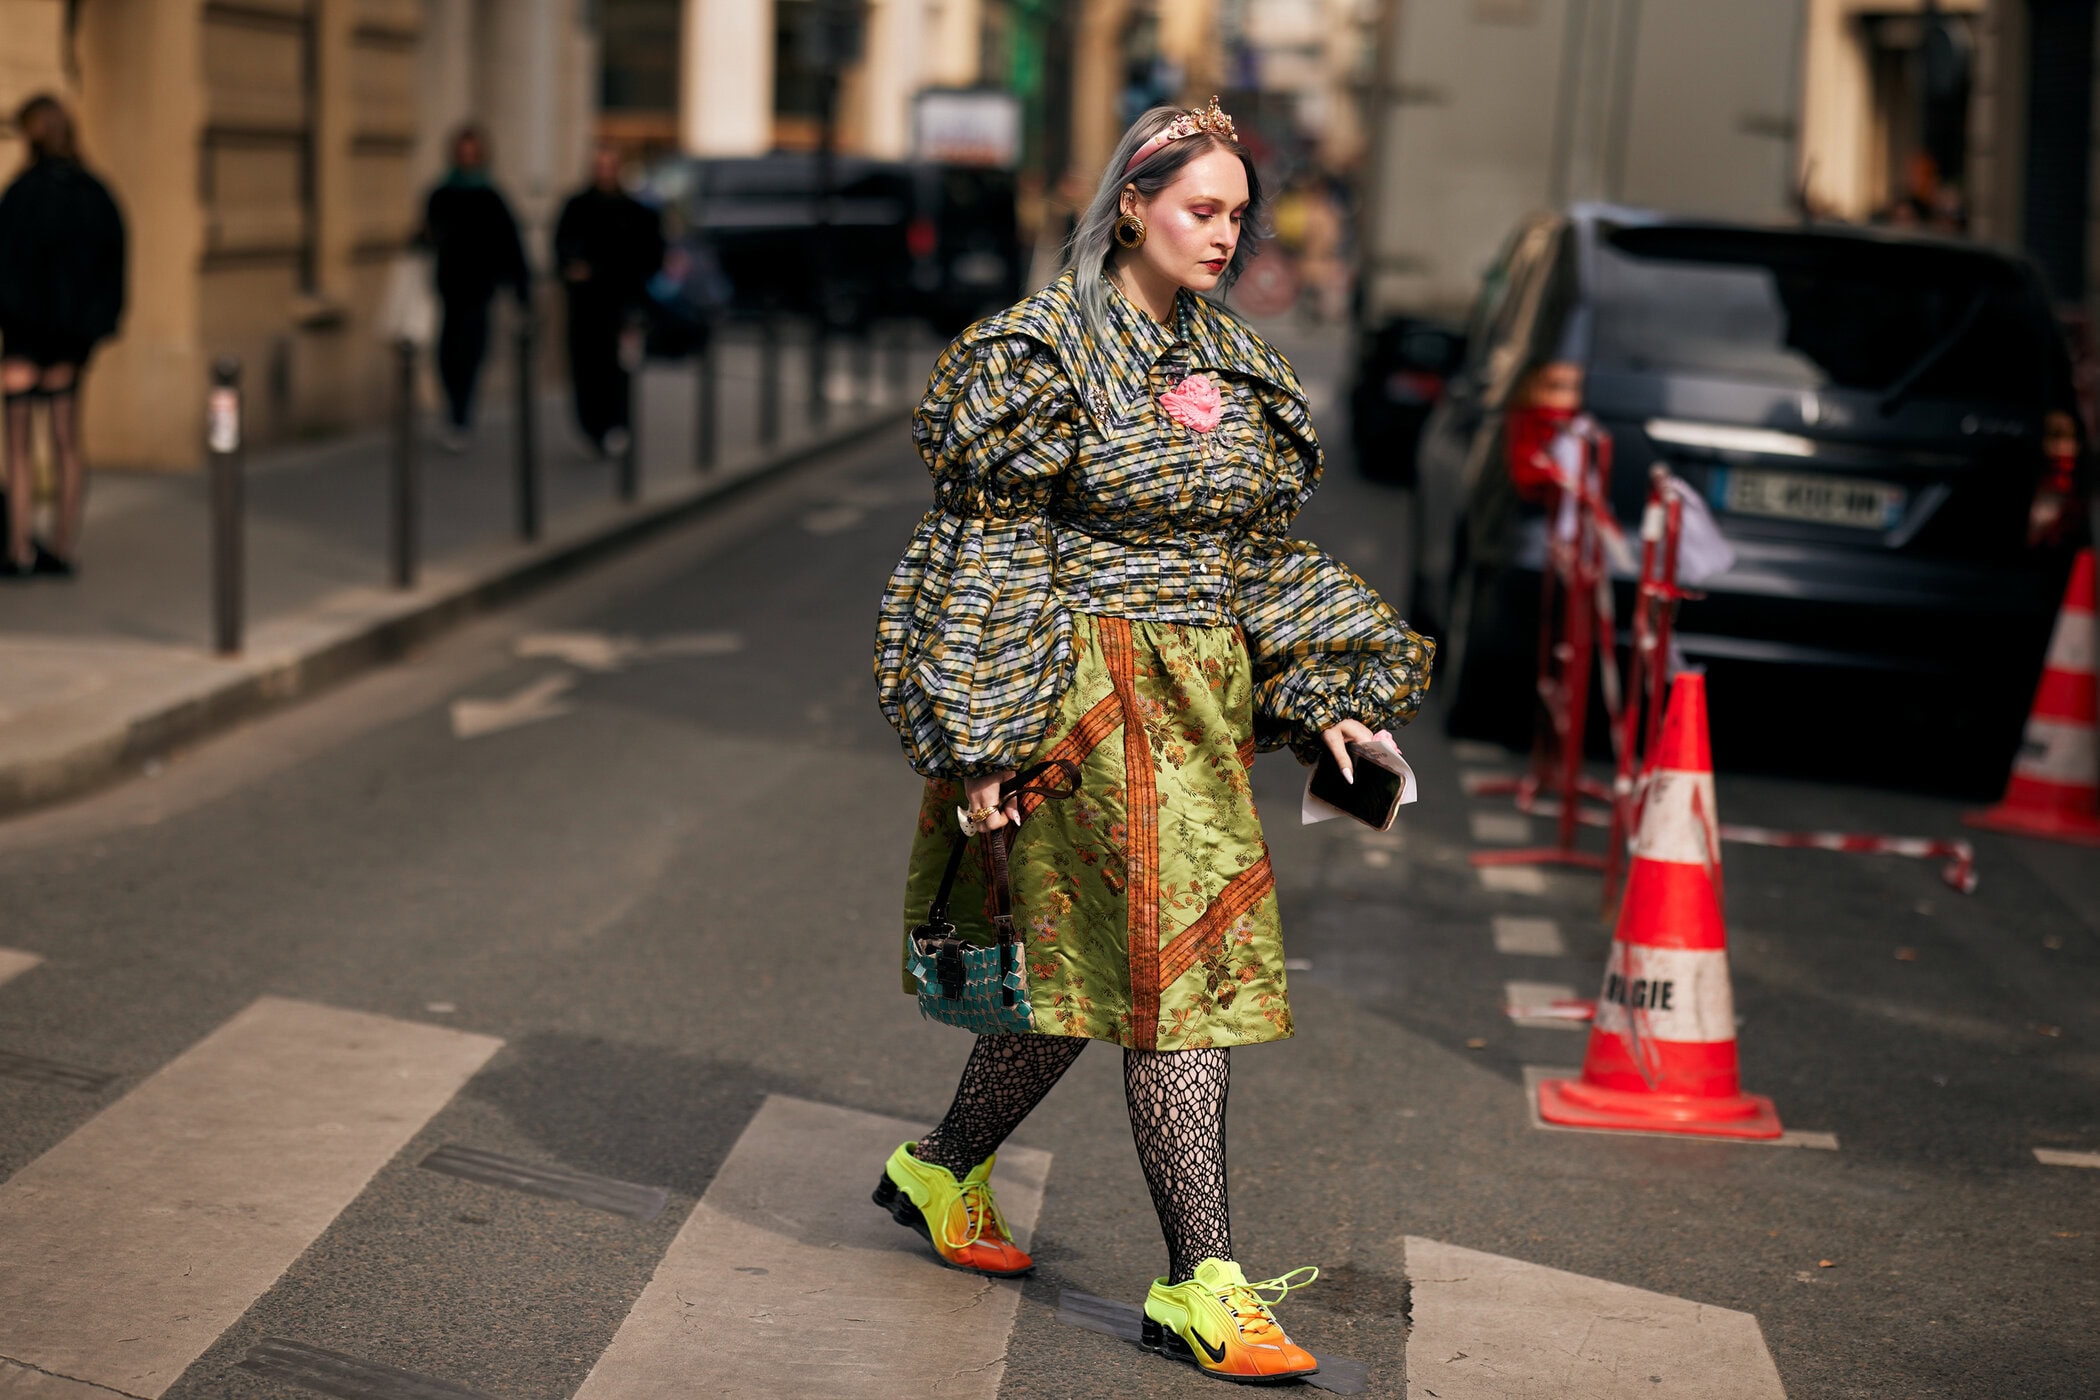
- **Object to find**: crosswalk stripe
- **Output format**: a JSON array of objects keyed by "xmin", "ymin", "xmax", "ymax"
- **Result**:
[
  {"xmin": 0, "ymin": 997, "xmax": 501, "ymax": 1399},
  {"xmin": 0, "ymin": 948, "xmax": 42, "ymax": 989},
  {"xmin": 1469, "ymin": 811, "xmax": 1532, "ymax": 845},
  {"xmin": 1491, "ymin": 916, "xmax": 1566, "ymax": 957},
  {"xmin": 573, "ymin": 1095, "xmax": 1051, "ymax": 1400},
  {"xmin": 1477, "ymin": 865, "xmax": 1547, "ymax": 895},
  {"xmin": 1404, "ymin": 1236, "xmax": 1787, "ymax": 1398}
]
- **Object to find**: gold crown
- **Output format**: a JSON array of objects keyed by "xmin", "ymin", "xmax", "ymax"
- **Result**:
[
  {"xmin": 1162, "ymin": 96, "xmax": 1236, "ymax": 146},
  {"xmin": 1125, "ymin": 96, "xmax": 1239, "ymax": 172}
]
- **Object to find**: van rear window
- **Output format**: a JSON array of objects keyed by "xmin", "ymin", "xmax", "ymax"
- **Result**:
[{"xmin": 1591, "ymin": 226, "xmax": 2059, "ymax": 408}]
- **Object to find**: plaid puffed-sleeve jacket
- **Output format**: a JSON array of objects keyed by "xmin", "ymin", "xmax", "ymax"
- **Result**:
[{"xmin": 874, "ymin": 270, "xmax": 1434, "ymax": 779}]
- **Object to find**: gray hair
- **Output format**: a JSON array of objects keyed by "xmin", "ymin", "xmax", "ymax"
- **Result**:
[{"xmin": 1062, "ymin": 105, "xmax": 1265, "ymax": 342}]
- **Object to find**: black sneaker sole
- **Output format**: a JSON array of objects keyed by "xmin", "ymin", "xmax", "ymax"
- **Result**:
[
  {"xmin": 870, "ymin": 1171, "xmax": 1033, "ymax": 1279},
  {"xmin": 1140, "ymin": 1318, "xmax": 1319, "ymax": 1385}
]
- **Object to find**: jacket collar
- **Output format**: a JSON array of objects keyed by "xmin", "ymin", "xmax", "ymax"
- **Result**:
[{"xmin": 965, "ymin": 270, "xmax": 1307, "ymax": 434}]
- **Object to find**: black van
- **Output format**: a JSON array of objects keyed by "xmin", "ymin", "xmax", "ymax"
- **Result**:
[{"xmin": 643, "ymin": 154, "xmax": 1018, "ymax": 336}]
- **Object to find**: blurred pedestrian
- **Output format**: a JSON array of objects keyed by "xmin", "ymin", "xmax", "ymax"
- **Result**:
[
  {"xmin": 872, "ymin": 99, "xmax": 1432, "ymax": 1383},
  {"xmin": 553, "ymin": 145, "xmax": 663, "ymax": 458},
  {"xmin": 0, "ymin": 94, "xmax": 124, "ymax": 580},
  {"xmin": 419, "ymin": 124, "xmax": 529, "ymax": 453}
]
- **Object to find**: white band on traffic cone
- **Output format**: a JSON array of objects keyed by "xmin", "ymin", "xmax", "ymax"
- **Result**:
[
  {"xmin": 2014, "ymin": 717, "xmax": 2099, "ymax": 784},
  {"xmin": 1630, "ymin": 768, "xmax": 1719, "ymax": 867},
  {"xmin": 1590, "ymin": 942, "xmax": 1737, "ymax": 1043}
]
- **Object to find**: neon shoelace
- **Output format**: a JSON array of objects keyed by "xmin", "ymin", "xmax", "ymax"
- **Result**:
[
  {"xmin": 1221, "ymin": 1266, "xmax": 1319, "ymax": 1341},
  {"xmin": 942, "ymin": 1178, "xmax": 1011, "ymax": 1250}
]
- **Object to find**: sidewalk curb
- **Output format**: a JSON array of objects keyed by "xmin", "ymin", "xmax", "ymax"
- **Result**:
[{"xmin": 0, "ymin": 407, "xmax": 910, "ymax": 820}]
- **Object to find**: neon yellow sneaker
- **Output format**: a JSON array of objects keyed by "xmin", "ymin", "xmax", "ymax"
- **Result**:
[
  {"xmin": 1142, "ymin": 1258, "xmax": 1320, "ymax": 1383},
  {"xmin": 872, "ymin": 1142, "xmax": 1033, "ymax": 1278}
]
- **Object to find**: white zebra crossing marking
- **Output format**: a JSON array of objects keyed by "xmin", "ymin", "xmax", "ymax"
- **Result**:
[
  {"xmin": 0, "ymin": 949, "xmax": 41, "ymax": 988},
  {"xmin": 1477, "ymin": 865, "xmax": 1547, "ymax": 895},
  {"xmin": 1469, "ymin": 811, "xmax": 1531, "ymax": 845},
  {"xmin": 0, "ymin": 1358, "xmax": 111, "ymax": 1397},
  {"xmin": 0, "ymin": 997, "xmax": 500, "ymax": 1399},
  {"xmin": 1404, "ymin": 1237, "xmax": 1787, "ymax": 1398},
  {"xmin": 1491, "ymin": 916, "xmax": 1566, "ymax": 957},
  {"xmin": 574, "ymin": 1095, "xmax": 1050, "ymax": 1400}
]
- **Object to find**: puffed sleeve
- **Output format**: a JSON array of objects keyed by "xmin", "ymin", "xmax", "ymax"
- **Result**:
[
  {"xmin": 1231, "ymin": 382, "xmax": 1436, "ymax": 762},
  {"xmin": 874, "ymin": 332, "xmax": 1079, "ymax": 778}
]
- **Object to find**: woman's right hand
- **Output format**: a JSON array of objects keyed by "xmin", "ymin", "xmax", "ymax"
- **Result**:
[{"xmin": 964, "ymin": 769, "xmax": 1020, "ymax": 832}]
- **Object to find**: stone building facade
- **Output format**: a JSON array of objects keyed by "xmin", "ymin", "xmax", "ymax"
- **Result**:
[{"xmin": 0, "ymin": 0, "xmax": 597, "ymax": 470}]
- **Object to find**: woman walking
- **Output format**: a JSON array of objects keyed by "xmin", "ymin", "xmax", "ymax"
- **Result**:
[
  {"xmin": 873, "ymin": 101, "xmax": 1432, "ymax": 1384},
  {"xmin": 0, "ymin": 94, "xmax": 125, "ymax": 579}
]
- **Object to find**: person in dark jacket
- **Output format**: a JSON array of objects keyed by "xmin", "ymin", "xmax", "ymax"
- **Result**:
[
  {"xmin": 420, "ymin": 124, "xmax": 529, "ymax": 450},
  {"xmin": 0, "ymin": 95, "xmax": 124, "ymax": 578},
  {"xmin": 554, "ymin": 145, "xmax": 664, "ymax": 456}
]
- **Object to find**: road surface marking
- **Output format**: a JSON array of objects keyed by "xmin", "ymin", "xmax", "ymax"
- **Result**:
[
  {"xmin": 0, "ymin": 949, "xmax": 41, "ymax": 989},
  {"xmin": 1477, "ymin": 865, "xmax": 1547, "ymax": 895},
  {"xmin": 236, "ymin": 1337, "xmax": 498, "ymax": 1399},
  {"xmin": 419, "ymin": 1144, "xmax": 669, "ymax": 1220},
  {"xmin": 573, "ymin": 1095, "xmax": 1049, "ymax": 1400},
  {"xmin": 513, "ymin": 631, "xmax": 743, "ymax": 672},
  {"xmin": 1505, "ymin": 981, "xmax": 1589, "ymax": 1031},
  {"xmin": 1404, "ymin": 1236, "xmax": 1787, "ymax": 1399},
  {"xmin": 1521, "ymin": 1067, "xmax": 1839, "ymax": 1149},
  {"xmin": 1469, "ymin": 811, "xmax": 1531, "ymax": 845},
  {"xmin": 0, "ymin": 1358, "xmax": 115, "ymax": 1398},
  {"xmin": 0, "ymin": 997, "xmax": 501, "ymax": 1398},
  {"xmin": 1450, "ymin": 741, "xmax": 1507, "ymax": 763},
  {"xmin": 1492, "ymin": 916, "xmax": 1566, "ymax": 957},
  {"xmin": 449, "ymin": 673, "xmax": 575, "ymax": 739},
  {"xmin": 802, "ymin": 504, "xmax": 867, "ymax": 534},
  {"xmin": 1459, "ymin": 769, "xmax": 1514, "ymax": 796},
  {"xmin": 2035, "ymin": 1147, "xmax": 2100, "ymax": 1168}
]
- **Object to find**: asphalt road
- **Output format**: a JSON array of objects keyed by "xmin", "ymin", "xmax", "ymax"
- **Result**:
[{"xmin": 0, "ymin": 325, "xmax": 2094, "ymax": 1400}]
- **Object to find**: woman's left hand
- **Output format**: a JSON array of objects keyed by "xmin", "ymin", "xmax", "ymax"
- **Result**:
[{"xmin": 1319, "ymin": 719, "xmax": 1394, "ymax": 783}]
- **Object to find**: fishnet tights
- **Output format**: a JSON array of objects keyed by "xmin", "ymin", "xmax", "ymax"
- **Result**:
[{"xmin": 915, "ymin": 1033, "xmax": 1234, "ymax": 1284}]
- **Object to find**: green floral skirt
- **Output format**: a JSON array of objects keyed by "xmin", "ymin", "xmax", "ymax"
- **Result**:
[{"xmin": 901, "ymin": 614, "xmax": 1292, "ymax": 1050}]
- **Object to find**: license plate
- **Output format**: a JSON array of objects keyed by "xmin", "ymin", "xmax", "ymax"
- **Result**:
[{"xmin": 1710, "ymin": 468, "xmax": 1906, "ymax": 529}]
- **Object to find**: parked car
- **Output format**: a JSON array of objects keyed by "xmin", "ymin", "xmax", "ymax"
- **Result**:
[
  {"xmin": 1411, "ymin": 205, "xmax": 2090, "ymax": 788},
  {"xmin": 642, "ymin": 154, "xmax": 1019, "ymax": 337},
  {"xmin": 1347, "ymin": 315, "xmax": 1466, "ymax": 483}
]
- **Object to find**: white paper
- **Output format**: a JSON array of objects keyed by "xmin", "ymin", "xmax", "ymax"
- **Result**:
[{"xmin": 1302, "ymin": 734, "xmax": 1420, "ymax": 825}]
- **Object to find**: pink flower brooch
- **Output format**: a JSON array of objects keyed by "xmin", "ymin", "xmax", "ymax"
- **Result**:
[{"xmin": 1159, "ymin": 373, "xmax": 1225, "ymax": 433}]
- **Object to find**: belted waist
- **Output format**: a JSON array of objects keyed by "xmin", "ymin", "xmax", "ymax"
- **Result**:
[{"xmin": 1047, "ymin": 522, "xmax": 1236, "ymax": 626}]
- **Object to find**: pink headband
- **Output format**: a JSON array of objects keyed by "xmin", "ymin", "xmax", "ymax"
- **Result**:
[{"xmin": 1123, "ymin": 96, "xmax": 1238, "ymax": 175}]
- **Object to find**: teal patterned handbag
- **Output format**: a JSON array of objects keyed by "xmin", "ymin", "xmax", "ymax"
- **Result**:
[{"xmin": 908, "ymin": 761, "xmax": 1077, "ymax": 1035}]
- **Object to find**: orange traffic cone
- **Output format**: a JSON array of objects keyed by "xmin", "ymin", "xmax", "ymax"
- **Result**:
[
  {"xmin": 1538, "ymin": 672, "xmax": 1783, "ymax": 1140},
  {"xmin": 1966, "ymin": 549, "xmax": 2100, "ymax": 847}
]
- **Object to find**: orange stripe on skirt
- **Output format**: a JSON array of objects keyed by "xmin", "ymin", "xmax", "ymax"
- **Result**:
[{"xmin": 1100, "ymin": 617, "xmax": 1162, "ymax": 1047}]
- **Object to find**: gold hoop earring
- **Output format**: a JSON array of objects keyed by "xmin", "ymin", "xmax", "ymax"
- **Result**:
[{"xmin": 1113, "ymin": 213, "xmax": 1146, "ymax": 249}]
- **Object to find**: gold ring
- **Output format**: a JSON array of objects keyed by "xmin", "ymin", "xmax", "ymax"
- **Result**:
[{"xmin": 966, "ymin": 806, "xmax": 998, "ymax": 824}]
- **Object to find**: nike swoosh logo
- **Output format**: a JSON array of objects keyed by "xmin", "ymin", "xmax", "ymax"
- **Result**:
[{"xmin": 1194, "ymin": 1330, "xmax": 1229, "ymax": 1364}]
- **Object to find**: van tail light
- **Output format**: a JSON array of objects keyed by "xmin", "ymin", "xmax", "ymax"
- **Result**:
[
  {"xmin": 2029, "ymin": 410, "xmax": 2084, "ymax": 548},
  {"xmin": 1505, "ymin": 360, "xmax": 1584, "ymax": 503},
  {"xmin": 906, "ymin": 217, "xmax": 938, "ymax": 261}
]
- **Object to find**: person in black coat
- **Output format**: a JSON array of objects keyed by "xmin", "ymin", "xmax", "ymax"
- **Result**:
[
  {"xmin": 420, "ymin": 125, "xmax": 529, "ymax": 449},
  {"xmin": 0, "ymin": 95, "xmax": 124, "ymax": 578},
  {"xmin": 554, "ymin": 145, "xmax": 664, "ymax": 456}
]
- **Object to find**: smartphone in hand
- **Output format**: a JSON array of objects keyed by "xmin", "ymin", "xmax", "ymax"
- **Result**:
[{"xmin": 1307, "ymin": 740, "xmax": 1412, "ymax": 832}]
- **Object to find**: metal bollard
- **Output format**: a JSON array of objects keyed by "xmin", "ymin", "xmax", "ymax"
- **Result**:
[
  {"xmin": 694, "ymin": 326, "xmax": 717, "ymax": 472},
  {"xmin": 617, "ymin": 317, "xmax": 640, "ymax": 503},
  {"xmin": 390, "ymin": 337, "xmax": 419, "ymax": 589},
  {"xmin": 758, "ymin": 314, "xmax": 780, "ymax": 448},
  {"xmin": 855, "ymin": 327, "xmax": 876, "ymax": 406},
  {"xmin": 808, "ymin": 315, "xmax": 829, "ymax": 428},
  {"xmin": 514, "ymin": 308, "xmax": 541, "ymax": 542},
  {"xmin": 206, "ymin": 357, "xmax": 244, "ymax": 656}
]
